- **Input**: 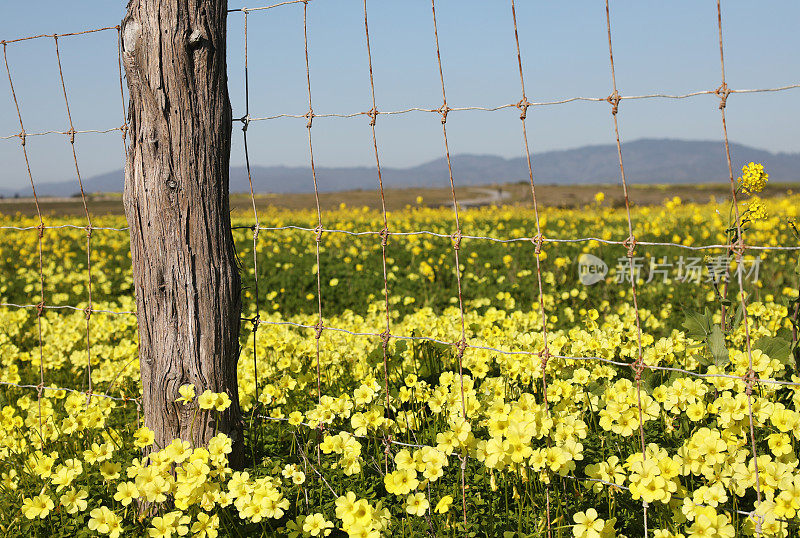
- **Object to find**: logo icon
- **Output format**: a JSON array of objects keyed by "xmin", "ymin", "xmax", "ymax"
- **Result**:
[{"xmin": 578, "ymin": 254, "xmax": 608, "ymax": 285}]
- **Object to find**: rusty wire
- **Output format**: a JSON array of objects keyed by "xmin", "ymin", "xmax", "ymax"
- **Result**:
[
  {"xmin": 299, "ymin": 1, "xmax": 325, "ymax": 416},
  {"xmin": 54, "ymin": 35, "xmax": 95, "ymax": 398},
  {"xmin": 603, "ymin": 1, "xmax": 650, "ymax": 535},
  {"xmin": 714, "ymin": 1, "xmax": 764, "ymax": 534},
  {"xmin": 3, "ymin": 40, "xmax": 48, "ymax": 437},
  {"xmin": 361, "ymin": 0, "xmax": 395, "ymax": 475},
  {"xmin": 5, "ymin": 83, "xmax": 800, "ymax": 140},
  {"xmin": 509, "ymin": 1, "xmax": 553, "ymax": 534},
  {"xmin": 429, "ymin": 0, "xmax": 470, "ymax": 525}
]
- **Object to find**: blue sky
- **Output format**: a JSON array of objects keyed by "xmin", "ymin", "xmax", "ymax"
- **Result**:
[{"xmin": 1, "ymin": 0, "xmax": 798, "ymax": 190}]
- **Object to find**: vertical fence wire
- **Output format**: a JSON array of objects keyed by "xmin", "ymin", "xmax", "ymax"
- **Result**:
[
  {"xmin": 116, "ymin": 26, "xmax": 129, "ymax": 158},
  {"xmin": 509, "ymin": 2, "xmax": 554, "ymax": 536},
  {"xmin": 301, "ymin": 0, "xmax": 325, "ymax": 418},
  {"xmin": 2, "ymin": 42, "xmax": 48, "ymax": 438},
  {"xmin": 240, "ymin": 9, "xmax": 264, "ymax": 452},
  {"xmin": 53, "ymin": 36, "xmax": 96, "ymax": 399},
  {"xmin": 603, "ymin": 2, "xmax": 649, "ymax": 535},
  {"xmin": 714, "ymin": 1, "xmax": 763, "ymax": 534},
  {"xmin": 428, "ymin": 0, "xmax": 470, "ymax": 526},
  {"xmin": 360, "ymin": 0, "xmax": 395, "ymax": 474}
]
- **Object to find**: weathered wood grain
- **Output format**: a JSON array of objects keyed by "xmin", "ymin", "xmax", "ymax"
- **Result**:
[{"xmin": 121, "ymin": 0, "xmax": 243, "ymax": 466}]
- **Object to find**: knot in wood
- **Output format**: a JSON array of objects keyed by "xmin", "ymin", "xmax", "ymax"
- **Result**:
[
  {"xmin": 305, "ymin": 108, "xmax": 314, "ymax": 129},
  {"xmin": 188, "ymin": 28, "xmax": 207, "ymax": 49},
  {"xmin": 715, "ymin": 83, "xmax": 731, "ymax": 110},
  {"xmin": 606, "ymin": 90, "xmax": 621, "ymax": 115},
  {"xmin": 437, "ymin": 104, "xmax": 451, "ymax": 124},
  {"xmin": 623, "ymin": 235, "xmax": 637, "ymax": 258},
  {"xmin": 451, "ymin": 230, "xmax": 462, "ymax": 251},
  {"xmin": 379, "ymin": 227, "xmax": 389, "ymax": 247},
  {"xmin": 367, "ymin": 108, "xmax": 379, "ymax": 127},
  {"xmin": 314, "ymin": 225, "xmax": 323, "ymax": 244},
  {"xmin": 516, "ymin": 98, "xmax": 531, "ymax": 120}
]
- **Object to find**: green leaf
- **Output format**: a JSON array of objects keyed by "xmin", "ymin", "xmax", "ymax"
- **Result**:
[
  {"xmin": 754, "ymin": 336, "xmax": 793, "ymax": 366},
  {"xmin": 709, "ymin": 325, "xmax": 729, "ymax": 368},
  {"xmin": 682, "ymin": 311, "xmax": 710, "ymax": 339},
  {"xmin": 732, "ymin": 303, "xmax": 744, "ymax": 331}
]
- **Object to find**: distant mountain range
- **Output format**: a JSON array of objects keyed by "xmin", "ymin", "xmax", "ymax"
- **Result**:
[{"xmin": 4, "ymin": 138, "xmax": 798, "ymax": 197}]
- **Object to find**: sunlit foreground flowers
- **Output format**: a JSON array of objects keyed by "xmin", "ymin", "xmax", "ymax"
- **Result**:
[{"xmin": 1, "ymin": 184, "xmax": 799, "ymax": 536}]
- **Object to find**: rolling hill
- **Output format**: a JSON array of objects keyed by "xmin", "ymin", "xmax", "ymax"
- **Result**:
[{"xmin": 4, "ymin": 138, "xmax": 798, "ymax": 197}]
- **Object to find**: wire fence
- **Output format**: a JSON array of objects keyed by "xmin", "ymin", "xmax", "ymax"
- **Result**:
[{"xmin": 2, "ymin": 0, "xmax": 800, "ymax": 536}]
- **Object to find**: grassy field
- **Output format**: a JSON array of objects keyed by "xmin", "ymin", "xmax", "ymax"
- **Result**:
[
  {"xmin": 0, "ymin": 178, "xmax": 799, "ymax": 537},
  {"xmin": 1, "ymin": 181, "xmax": 796, "ymax": 216}
]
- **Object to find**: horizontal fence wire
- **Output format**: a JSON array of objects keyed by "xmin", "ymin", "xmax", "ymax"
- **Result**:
[
  {"xmin": 4, "ymin": 85, "xmax": 800, "ymax": 140},
  {"xmin": 0, "ymin": 2, "xmax": 798, "ymax": 535}
]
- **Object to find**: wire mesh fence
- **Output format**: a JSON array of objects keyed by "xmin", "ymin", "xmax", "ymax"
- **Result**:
[{"xmin": 1, "ymin": 0, "xmax": 800, "ymax": 536}]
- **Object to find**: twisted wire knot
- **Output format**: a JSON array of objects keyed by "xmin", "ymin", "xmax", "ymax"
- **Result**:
[
  {"xmin": 531, "ymin": 233, "xmax": 544, "ymax": 255},
  {"xmin": 633, "ymin": 357, "xmax": 646, "ymax": 383},
  {"xmin": 379, "ymin": 330, "xmax": 391, "ymax": 351},
  {"xmin": 252, "ymin": 224, "xmax": 260, "ymax": 241},
  {"xmin": 730, "ymin": 237, "xmax": 746, "ymax": 260},
  {"xmin": 451, "ymin": 230, "xmax": 462, "ymax": 251},
  {"xmin": 314, "ymin": 319, "xmax": 324, "ymax": 340},
  {"xmin": 67, "ymin": 128, "xmax": 76, "ymax": 144},
  {"xmin": 606, "ymin": 90, "xmax": 621, "ymax": 115},
  {"xmin": 36, "ymin": 301, "xmax": 45, "ymax": 317},
  {"xmin": 715, "ymin": 83, "xmax": 731, "ymax": 110},
  {"xmin": 367, "ymin": 107, "xmax": 379, "ymax": 127},
  {"xmin": 305, "ymin": 108, "xmax": 315, "ymax": 128},
  {"xmin": 19, "ymin": 130, "xmax": 27, "ymax": 147},
  {"xmin": 437, "ymin": 104, "xmax": 451, "ymax": 124},
  {"xmin": 455, "ymin": 337, "xmax": 468, "ymax": 360},
  {"xmin": 539, "ymin": 347, "xmax": 551, "ymax": 374},
  {"xmin": 379, "ymin": 226, "xmax": 389, "ymax": 247},
  {"xmin": 623, "ymin": 235, "xmax": 637, "ymax": 258},
  {"xmin": 84, "ymin": 306, "xmax": 92, "ymax": 320},
  {"xmin": 744, "ymin": 367, "xmax": 758, "ymax": 396},
  {"xmin": 516, "ymin": 98, "xmax": 531, "ymax": 120},
  {"xmin": 314, "ymin": 225, "xmax": 323, "ymax": 244}
]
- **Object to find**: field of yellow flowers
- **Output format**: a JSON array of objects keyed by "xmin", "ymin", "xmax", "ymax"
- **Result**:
[{"xmin": 1, "ymin": 175, "xmax": 799, "ymax": 537}]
